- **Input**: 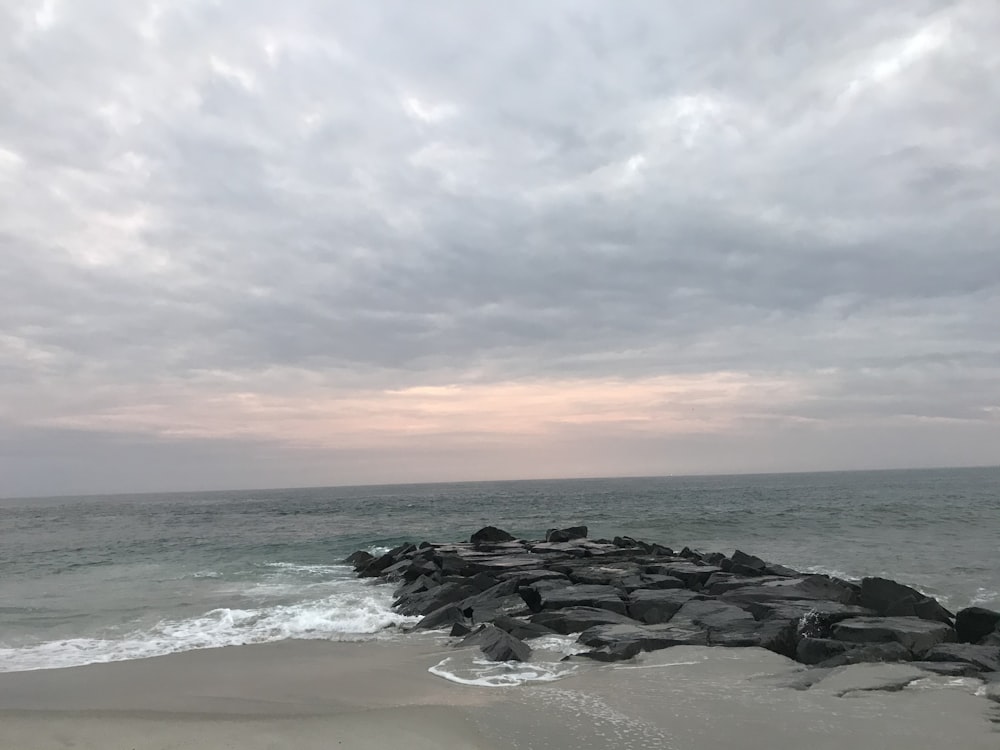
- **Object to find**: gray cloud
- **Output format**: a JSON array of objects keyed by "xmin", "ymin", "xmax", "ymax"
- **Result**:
[{"xmin": 1, "ymin": 0, "xmax": 999, "ymax": 495}]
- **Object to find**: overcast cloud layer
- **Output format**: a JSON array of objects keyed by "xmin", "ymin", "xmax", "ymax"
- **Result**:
[{"xmin": 1, "ymin": 0, "xmax": 998, "ymax": 496}]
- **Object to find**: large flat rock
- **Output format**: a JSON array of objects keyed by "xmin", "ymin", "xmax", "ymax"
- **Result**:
[
  {"xmin": 832, "ymin": 616, "xmax": 956, "ymax": 656},
  {"xmin": 529, "ymin": 606, "xmax": 639, "ymax": 635},
  {"xmin": 524, "ymin": 583, "xmax": 627, "ymax": 614},
  {"xmin": 921, "ymin": 643, "xmax": 1000, "ymax": 673},
  {"xmin": 627, "ymin": 589, "xmax": 705, "ymax": 624},
  {"xmin": 577, "ymin": 622, "xmax": 708, "ymax": 653},
  {"xmin": 721, "ymin": 575, "xmax": 858, "ymax": 605}
]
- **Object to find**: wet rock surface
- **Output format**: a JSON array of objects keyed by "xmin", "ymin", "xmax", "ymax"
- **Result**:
[{"xmin": 347, "ymin": 526, "xmax": 1000, "ymax": 674}]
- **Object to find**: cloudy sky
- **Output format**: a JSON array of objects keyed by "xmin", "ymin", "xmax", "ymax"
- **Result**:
[{"xmin": 1, "ymin": 1, "xmax": 998, "ymax": 497}]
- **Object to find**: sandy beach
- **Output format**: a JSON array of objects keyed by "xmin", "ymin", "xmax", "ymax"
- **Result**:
[{"xmin": 0, "ymin": 638, "xmax": 996, "ymax": 750}]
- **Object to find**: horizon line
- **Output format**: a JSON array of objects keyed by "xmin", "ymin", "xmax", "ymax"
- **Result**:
[{"xmin": 3, "ymin": 462, "xmax": 997, "ymax": 503}]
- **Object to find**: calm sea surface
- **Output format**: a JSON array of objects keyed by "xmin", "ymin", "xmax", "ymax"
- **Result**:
[{"xmin": 1, "ymin": 467, "xmax": 997, "ymax": 673}]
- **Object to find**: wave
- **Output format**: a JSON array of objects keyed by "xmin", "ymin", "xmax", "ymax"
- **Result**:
[
  {"xmin": 429, "ymin": 655, "xmax": 579, "ymax": 687},
  {"xmin": 427, "ymin": 634, "xmax": 586, "ymax": 687},
  {"xmin": 0, "ymin": 582, "xmax": 417, "ymax": 674}
]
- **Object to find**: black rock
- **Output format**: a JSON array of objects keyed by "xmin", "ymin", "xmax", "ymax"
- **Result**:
[
  {"xmin": 450, "ymin": 621, "xmax": 472, "ymax": 637},
  {"xmin": 921, "ymin": 643, "xmax": 1000, "ymax": 673},
  {"xmin": 396, "ymin": 581, "xmax": 478, "ymax": 616},
  {"xmin": 530, "ymin": 607, "xmax": 639, "ymax": 635},
  {"xmin": 705, "ymin": 574, "xmax": 790, "ymax": 595},
  {"xmin": 670, "ymin": 599, "xmax": 758, "ymax": 630},
  {"xmin": 858, "ymin": 577, "xmax": 952, "ymax": 624},
  {"xmin": 394, "ymin": 574, "xmax": 437, "ymax": 599},
  {"xmin": 522, "ymin": 583, "xmax": 627, "ymax": 615},
  {"xmin": 832, "ymin": 616, "xmax": 956, "ymax": 656},
  {"xmin": 577, "ymin": 622, "xmax": 708, "ymax": 653},
  {"xmin": 627, "ymin": 589, "xmax": 704, "ymax": 625},
  {"xmin": 626, "ymin": 574, "xmax": 686, "ymax": 592},
  {"xmin": 577, "ymin": 641, "xmax": 643, "ymax": 661},
  {"xmin": 359, "ymin": 543, "xmax": 416, "ymax": 577},
  {"xmin": 647, "ymin": 563, "xmax": 722, "ymax": 589},
  {"xmin": 415, "ymin": 604, "xmax": 466, "ymax": 630},
  {"xmin": 731, "ymin": 549, "xmax": 766, "ymax": 572},
  {"xmin": 563, "ymin": 562, "xmax": 641, "ymax": 586},
  {"xmin": 459, "ymin": 580, "xmax": 521, "ymax": 622},
  {"xmin": 797, "ymin": 637, "xmax": 852, "ymax": 665},
  {"xmin": 470, "ymin": 526, "xmax": 516, "ymax": 545},
  {"xmin": 492, "ymin": 614, "xmax": 557, "ymax": 640},
  {"xmin": 722, "ymin": 575, "xmax": 858, "ymax": 605},
  {"xmin": 498, "ymin": 569, "xmax": 569, "ymax": 586},
  {"xmin": 469, "ymin": 572, "xmax": 501, "ymax": 592},
  {"xmin": 528, "ymin": 541, "xmax": 590, "ymax": 557},
  {"xmin": 344, "ymin": 550, "xmax": 374, "ymax": 568},
  {"xmin": 460, "ymin": 624, "xmax": 531, "ymax": 662},
  {"xmin": 817, "ymin": 642, "xmax": 913, "ymax": 668},
  {"xmin": 745, "ymin": 599, "xmax": 876, "ymax": 634},
  {"xmin": 954, "ymin": 607, "xmax": 1000, "ymax": 644},
  {"xmin": 665, "ymin": 598, "xmax": 792, "ymax": 651},
  {"xmin": 546, "ymin": 526, "xmax": 588, "ymax": 543}
]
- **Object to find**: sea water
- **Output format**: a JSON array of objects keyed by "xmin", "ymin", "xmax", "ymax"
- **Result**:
[{"xmin": 1, "ymin": 466, "xmax": 997, "ymax": 674}]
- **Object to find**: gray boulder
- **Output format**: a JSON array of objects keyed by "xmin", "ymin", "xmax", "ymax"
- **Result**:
[
  {"xmin": 797, "ymin": 637, "xmax": 852, "ymax": 665},
  {"xmin": 954, "ymin": 606, "xmax": 1000, "ymax": 643},
  {"xmin": 818, "ymin": 642, "xmax": 913, "ymax": 668},
  {"xmin": 459, "ymin": 625, "xmax": 531, "ymax": 662},
  {"xmin": 578, "ymin": 622, "xmax": 708, "ymax": 653},
  {"xmin": 921, "ymin": 643, "xmax": 1000, "ymax": 673},
  {"xmin": 491, "ymin": 614, "xmax": 557, "ymax": 640},
  {"xmin": 627, "ymin": 589, "xmax": 705, "ymax": 625},
  {"xmin": 414, "ymin": 604, "xmax": 466, "ymax": 630},
  {"xmin": 546, "ymin": 525, "xmax": 588, "ymax": 543},
  {"xmin": 530, "ymin": 606, "xmax": 639, "ymax": 635},
  {"xmin": 396, "ymin": 581, "xmax": 478, "ymax": 616},
  {"xmin": 522, "ymin": 584, "xmax": 626, "ymax": 614},
  {"xmin": 832, "ymin": 616, "xmax": 956, "ymax": 656},
  {"xmin": 651, "ymin": 563, "xmax": 722, "ymax": 589},
  {"xmin": 858, "ymin": 577, "xmax": 952, "ymax": 624},
  {"xmin": 564, "ymin": 562, "xmax": 641, "ymax": 586},
  {"xmin": 746, "ymin": 599, "xmax": 876, "ymax": 637},
  {"xmin": 722, "ymin": 575, "xmax": 858, "ymax": 605},
  {"xmin": 470, "ymin": 526, "xmax": 516, "ymax": 544}
]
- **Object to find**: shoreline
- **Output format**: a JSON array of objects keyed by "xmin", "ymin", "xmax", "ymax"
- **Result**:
[{"xmin": 0, "ymin": 639, "xmax": 997, "ymax": 750}]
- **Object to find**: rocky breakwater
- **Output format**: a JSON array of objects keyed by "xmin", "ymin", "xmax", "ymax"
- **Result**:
[{"xmin": 346, "ymin": 526, "xmax": 1000, "ymax": 676}]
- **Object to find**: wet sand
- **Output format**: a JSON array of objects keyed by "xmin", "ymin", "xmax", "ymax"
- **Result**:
[{"xmin": 0, "ymin": 639, "xmax": 996, "ymax": 749}]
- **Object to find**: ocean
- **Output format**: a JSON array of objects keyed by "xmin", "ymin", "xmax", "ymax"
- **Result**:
[{"xmin": 1, "ymin": 466, "xmax": 998, "ymax": 676}]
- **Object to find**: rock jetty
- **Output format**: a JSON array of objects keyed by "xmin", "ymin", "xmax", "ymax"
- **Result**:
[{"xmin": 346, "ymin": 526, "xmax": 1000, "ymax": 675}]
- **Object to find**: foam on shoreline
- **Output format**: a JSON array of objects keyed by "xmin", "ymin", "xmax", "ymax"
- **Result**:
[{"xmin": 0, "ymin": 578, "xmax": 416, "ymax": 673}]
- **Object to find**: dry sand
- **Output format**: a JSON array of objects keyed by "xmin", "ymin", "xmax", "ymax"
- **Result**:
[{"xmin": 0, "ymin": 639, "xmax": 996, "ymax": 749}]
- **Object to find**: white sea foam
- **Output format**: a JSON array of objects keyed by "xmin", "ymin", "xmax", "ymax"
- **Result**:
[
  {"xmin": 429, "ymin": 655, "xmax": 579, "ymax": 687},
  {"xmin": 529, "ymin": 634, "xmax": 589, "ymax": 657},
  {"xmin": 190, "ymin": 570, "xmax": 223, "ymax": 579},
  {"xmin": 801, "ymin": 565, "xmax": 857, "ymax": 581},
  {"xmin": 0, "ymin": 581, "xmax": 417, "ymax": 673},
  {"xmin": 970, "ymin": 587, "xmax": 999, "ymax": 607},
  {"xmin": 261, "ymin": 562, "xmax": 349, "ymax": 576}
]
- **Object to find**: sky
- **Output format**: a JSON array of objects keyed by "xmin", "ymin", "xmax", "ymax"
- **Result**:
[{"xmin": 1, "ymin": 1, "xmax": 998, "ymax": 497}]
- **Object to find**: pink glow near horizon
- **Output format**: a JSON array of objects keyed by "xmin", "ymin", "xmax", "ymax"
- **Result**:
[{"xmin": 35, "ymin": 371, "xmax": 808, "ymax": 448}]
